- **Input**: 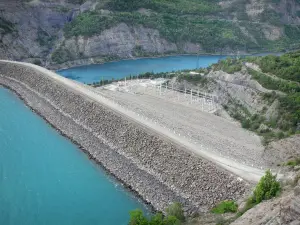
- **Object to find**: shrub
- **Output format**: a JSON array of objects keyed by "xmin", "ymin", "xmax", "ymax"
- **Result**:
[
  {"xmin": 238, "ymin": 170, "xmax": 281, "ymax": 216},
  {"xmin": 165, "ymin": 202, "xmax": 185, "ymax": 222},
  {"xmin": 241, "ymin": 119, "xmax": 251, "ymax": 129},
  {"xmin": 128, "ymin": 202, "xmax": 184, "ymax": 225},
  {"xmin": 252, "ymin": 170, "xmax": 281, "ymax": 203},
  {"xmin": 129, "ymin": 209, "xmax": 149, "ymax": 225},
  {"xmin": 33, "ymin": 59, "xmax": 42, "ymax": 66},
  {"xmin": 211, "ymin": 200, "xmax": 238, "ymax": 214},
  {"xmin": 51, "ymin": 47, "xmax": 73, "ymax": 64},
  {"xmin": 0, "ymin": 17, "xmax": 15, "ymax": 34},
  {"xmin": 285, "ymin": 158, "xmax": 300, "ymax": 167}
]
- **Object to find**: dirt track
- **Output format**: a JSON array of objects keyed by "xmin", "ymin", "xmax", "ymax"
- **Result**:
[{"xmin": 0, "ymin": 60, "xmax": 267, "ymax": 182}]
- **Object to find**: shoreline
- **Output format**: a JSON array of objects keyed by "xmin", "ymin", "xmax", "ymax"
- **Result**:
[
  {"xmin": 50, "ymin": 51, "xmax": 284, "ymax": 72},
  {"xmin": 0, "ymin": 83, "xmax": 157, "ymax": 213},
  {"xmin": 54, "ymin": 53, "xmax": 227, "ymax": 71}
]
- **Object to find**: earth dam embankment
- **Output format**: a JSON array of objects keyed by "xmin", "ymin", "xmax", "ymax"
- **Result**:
[{"xmin": 0, "ymin": 61, "xmax": 247, "ymax": 213}]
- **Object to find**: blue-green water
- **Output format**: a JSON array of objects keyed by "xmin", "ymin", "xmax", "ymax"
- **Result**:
[
  {"xmin": 57, "ymin": 55, "xmax": 226, "ymax": 83},
  {"xmin": 0, "ymin": 88, "xmax": 149, "ymax": 225},
  {"xmin": 57, "ymin": 54, "xmax": 283, "ymax": 84}
]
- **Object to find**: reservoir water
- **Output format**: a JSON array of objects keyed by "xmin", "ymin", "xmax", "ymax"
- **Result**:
[
  {"xmin": 0, "ymin": 88, "xmax": 149, "ymax": 225},
  {"xmin": 58, "ymin": 55, "xmax": 226, "ymax": 84}
]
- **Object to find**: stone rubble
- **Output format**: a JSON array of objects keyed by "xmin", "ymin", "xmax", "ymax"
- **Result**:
[{"xmin": 0, "ymin": 62, "xmax": 248, "ymax": 213}]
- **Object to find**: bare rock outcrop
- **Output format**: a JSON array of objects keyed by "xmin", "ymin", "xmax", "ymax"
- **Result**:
[{"xmin": 232, "ymin": 178, "xmax": 300, "ymax": 225}]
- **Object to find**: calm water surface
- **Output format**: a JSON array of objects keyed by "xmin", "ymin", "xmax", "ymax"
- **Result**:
[
  {"xmin": 0, "ymin": 88, "xmax": 149, "ymax": 225},
  {"xmin": 57, "ymin": 55, "xmax": 226, "ymax": 83}
]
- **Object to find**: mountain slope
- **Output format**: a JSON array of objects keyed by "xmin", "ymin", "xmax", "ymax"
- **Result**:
[{"xmin": 1, "ymin": 0, "xmax": 300, "ymax": 69}]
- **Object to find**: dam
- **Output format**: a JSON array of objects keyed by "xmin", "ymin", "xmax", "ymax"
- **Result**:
[{"xmin": 0, "ymin": 61, "xmax": 257, "ymax": 214}]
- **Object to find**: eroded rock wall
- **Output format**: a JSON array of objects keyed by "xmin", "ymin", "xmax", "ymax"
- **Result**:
[{"xmin": 0, "ymin": 62, "xmax": 248, "ymax": 213}]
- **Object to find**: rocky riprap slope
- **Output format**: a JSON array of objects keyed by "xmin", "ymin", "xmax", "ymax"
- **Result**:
[{"xmin": 0, "ymin": 61, "xmax": 248, "ymax": 213}]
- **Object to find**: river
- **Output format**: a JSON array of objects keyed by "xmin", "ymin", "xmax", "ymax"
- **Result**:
[{"xmin": 0, "ymin": 88, "xmax": 149, "ymax": 225}]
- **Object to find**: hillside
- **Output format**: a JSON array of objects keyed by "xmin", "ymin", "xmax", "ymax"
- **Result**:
[
  {"xmin": 1, "ymin": 0, "xmax": 300, "ymax": 69},
  {"xmin": 160, "ymin": 51, "xmax": 300, "ymax": 166}
]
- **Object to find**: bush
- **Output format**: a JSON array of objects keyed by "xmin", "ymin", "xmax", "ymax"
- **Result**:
[
  {"xmin": 33, "ymin": 59, "xmax": 42, "ymax": 66},
  {"xmin": 213, "ymin": 58, "xmax": 242, "ymax": 74},
  {"xmin": 285, "ymin": 158, "xmax": 300, "ymax": 167},
  {"xmin": 241, "ymin": 119, "xmax": 251, "ymax": 129},
  {"xmin": 129, "ymin": 209, "xmax": 149, "ymax": 225},
  {"xmin": 252, "ymin": 170, "xmax": 281, "ymax": 203},
  {"xmin": 128, "ymin": 203, "xmax": 184, "ymax": 225},
  {"xmin": 0, "ymin": 17, "xmax": 15, "ymax": 34},
  {"xmin": 51, "ymin": 47, "xmax": 73, "ymax": 64},
  {"xmin": 211, "ymin": 200, "xmax": 238, "ymax": 214},
  {"xmin": 165, "ymin": 202, "xmax": 185, "ymax": 222},
  {"xmin": 238, "ymin": 170, "xmax": 281, "ymax": 216}
]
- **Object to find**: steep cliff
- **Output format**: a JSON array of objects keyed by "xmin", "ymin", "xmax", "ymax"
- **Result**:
[
  {"xmin": 1, "ymin": 0, "xmax": 300, "ymax": 69},
  {"xmin": 0, "ymin": 1, "xmax": 77, "ymax": 63}
]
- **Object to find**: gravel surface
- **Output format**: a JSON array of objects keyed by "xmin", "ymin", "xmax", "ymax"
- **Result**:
[{"xmin": 96, "ymin": 88, "xmax": 267, "ymax": 169}]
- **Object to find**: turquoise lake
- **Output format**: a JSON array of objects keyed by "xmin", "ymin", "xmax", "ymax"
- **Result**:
[
  {"xmin": 57, "ymin": 53, "xmax": 283, "ymax": 84},
  {"xmin": 57, "ymin": 55, "xmax": 226, "ymax": 83},
  {"xmin": 0, "ymin": 88, "xmax": 149, "ymax": 225}
]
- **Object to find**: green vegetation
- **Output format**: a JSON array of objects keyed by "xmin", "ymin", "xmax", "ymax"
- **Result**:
[
  {"xmin": 128, "ymin": 171, "xmax": 280, "ymax": 225},
  {"xmin": 62, "ymin": 0, "xmax": 300, "ymax": 53},
  {"xmin": 64, "ymin": 12, "xmax": 119, "ymax": 37},
  {"xmin": 64, "ymin": 11, "xmax": 248, "ymax": 52},
  {"xmin": 129, "ymin": 202, "xmax": 184, "ymax": 225},
  {"xmin": 211, "ymin": 200, "xmax": 238, "ymax": 214},
  {"xmin": 213, "ymin": 58, "xmax": 242, "ymax": 74},
  {"xmin": 284, "ymin": 158, "xmax": 300, "ymax": 167},
  {"xmin": 252, "ymin": 170, "xmax": 281, "ymax": 203},
  {"xmin": 238, "ymin": 170, "xmax": 281, "ymax": 216},
  {"xmin": 90, "ymin": 71, "xmax": 174, "ymax": 87},
  {"xmin": 33, "ymin": 59, "xmax": 42, "ymax": 66},
  {"xmin": 165, "ymin": 202, "xmax": 185, "ymax": 222},
  {"xmin": 106, "ymin": 0, "xmax": 220, "ymax": 15},
  {"xmin": 212, "ymin": 52, "xmax": 300, "ymax": 143},
  {"xmin": 67, "ymin": 0, "xmax": 86, "ymax": 4},
  {"xmin": 251, "ymin": 51, "xmax": 300, "ymax": 82},
  {"xmin": 245, "ymin": 53, "xmax": 300, "ymax": 136},
  {"xmin": 247, "ymin": 68, "xmax": 300, "ymax": 93},
  {"xmin": 0, "ymin": 17, "xmax": 15, "ymax": 35},
  {"xmin": 37, "ymin": 28, "xmax": 55, "ymax": 47},
  {"xmin": 51, "ymin": 47, "xmax": 73, "ymax": 64}
]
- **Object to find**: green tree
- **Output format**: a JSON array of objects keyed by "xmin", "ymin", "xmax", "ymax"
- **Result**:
[
  {"xmin": 149, "ymin": 213, "xmax": 164, "ymax": 225},
  {"xmin": 129, "ymin": 209, "xmax": 149, "ymax": 225},
  {"xmin": 253, "ymin": 169, "xmax": 281, "ymax": 203},
  {"xmin": 165, "ymin": 203, "xmax": 185, "ymax": 222},
  {"xmin": 163, "ymin": 216, "xmax": 181, "ymax": 225},
  {"xmin": 128, "ymin": 202, "xmax": 184, "ymax": 225}
]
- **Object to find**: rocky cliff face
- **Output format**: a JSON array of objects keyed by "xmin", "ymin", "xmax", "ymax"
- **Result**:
[
  {"xmin": 0, "ymin": 1, "xmax": 76, "ymax": 63},
  {"xmin": 1, "ymin": 0, "xmax": 300, "ymax": 69},
  {"xmin": 49, "ymin": 22, "xmax": 192, "ymax": 69}
]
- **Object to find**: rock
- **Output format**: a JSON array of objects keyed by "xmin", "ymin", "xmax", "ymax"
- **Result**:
[
  {"xmin": 238, "ymin": 201, "xmax": 246, "ymax": 212},
  {"xmin": 0, "ymin": 61, "xmax": 248, "ymax": 213}
]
